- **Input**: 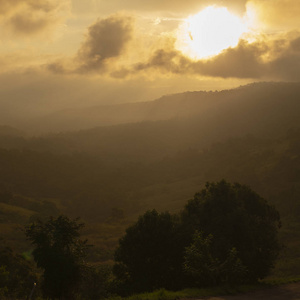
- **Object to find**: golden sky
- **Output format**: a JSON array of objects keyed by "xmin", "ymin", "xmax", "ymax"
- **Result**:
[{"xmin": 0, "ymin": 0, "xmax": 299, "ymax": 113}]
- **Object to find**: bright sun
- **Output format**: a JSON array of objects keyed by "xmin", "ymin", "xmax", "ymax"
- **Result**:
[{"xmin": 177, "ymin": 6, "xmax": 249, "ymax": 59}]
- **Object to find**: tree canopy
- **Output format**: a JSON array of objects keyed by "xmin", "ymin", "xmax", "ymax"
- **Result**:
[
  {"xmin": 113, "ymin": 210, "xmax": 185, "ymax": 294},
  {"xmin": 25, "ymin": 215, "xmax": 88, "ymax": 299},
  {"xmin": 181, "ymin": 180, "xmax": 281, "ymax": 281}
]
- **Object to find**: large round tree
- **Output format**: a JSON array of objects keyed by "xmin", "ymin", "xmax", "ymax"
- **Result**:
[
  {"xmin": 181, "ymin": 180, "xmax": 281, "ymax": 282},
  {"xmin": 113, "ymin": 210, "xmax": 185, "ymax": 294}
]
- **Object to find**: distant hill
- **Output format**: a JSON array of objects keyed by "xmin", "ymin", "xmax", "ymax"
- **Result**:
[
  {"xmin": 11, "ymin": 81, "xmax": 300, "ymax": 134},
  {"xmin": 0, "ymin": 126, "xmax": 24, "ymax": 137},
  {"xmin": 8, "ymin": 81, "xmax": 298, "ymax": 163}
]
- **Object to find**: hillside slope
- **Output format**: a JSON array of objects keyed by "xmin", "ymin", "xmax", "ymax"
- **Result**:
[
  {"xmin": 8, "ymin": 81, "xmax": 298, "ymax": 163},
  {"xmin": 7, "ymin": 81, "xmax": 300, "ymax": 134}
]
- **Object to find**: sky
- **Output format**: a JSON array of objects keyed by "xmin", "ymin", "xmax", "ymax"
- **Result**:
[{"xmin": 0, "ymin": 0, "xmax": 300, "ymax": 117}]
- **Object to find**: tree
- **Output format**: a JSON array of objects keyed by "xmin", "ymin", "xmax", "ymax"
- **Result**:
[
  {"xmin": 113, "ymin": 210, "xmax": 184, "ymax": 294},
  {"xmin": 181, "ymin": 180, "xmax": 281, "ymax": 282},
  {"xmin": 25, "ymin": 215, "xmax": 89, "ymax": 299}
]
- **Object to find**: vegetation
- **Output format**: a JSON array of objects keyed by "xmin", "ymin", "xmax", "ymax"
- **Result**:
[
  {"xmin": 25, "ymin": 216, "xmax": 89, "ymax": 299},
  {"xmin": 113, "ymin": 181, "xmax": 281, "ymax": 294},
  {"xmin": 182, "ymin": 181, "xmax": 281, "ymax": 282},
  {"xmin": 0, "ymin": 246, "xmax": 37, "ymax": 299},
  {"xmin": 113, "ymin": 210, "xmax": 184, "ymax": 294}
]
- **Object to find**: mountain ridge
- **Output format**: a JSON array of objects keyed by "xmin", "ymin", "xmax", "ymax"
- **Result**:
[{"xmin": 10, "ymin": 81, "xmax": 300, "ymax": 134}]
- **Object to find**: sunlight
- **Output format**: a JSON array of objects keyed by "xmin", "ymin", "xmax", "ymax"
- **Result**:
[{"xmin": 177, "ymin": 6, "xmax": 250, "ymax": 59}]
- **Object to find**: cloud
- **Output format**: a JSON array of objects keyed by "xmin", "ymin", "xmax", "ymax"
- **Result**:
[
  {"xmin": 202, "ymin": 35, "xmax": 300, "ymax": 80},
  {"xmin": 96, "ymin": 0, "xmax": 248, "ymax": 15},
  {"xmin": 46, "ymin": 2, "xmax": 300, "ymax": 82},
  {"xmin": 9, "ymin": 12, "xmax": 51, "ymax": 34},
  {"xmin": 196, "ymin": 40, "xmax": 267, "ymax": 78},
  {"xmin": 0, "ymin": 0, "xmax": 70, "ymax": 35},
  {"xmin": 48, "ymin": 27, "xmax": 300, "ymax": 82},
  {"xmin": 115, "ymin": 33, "xmax": 300, "ymax": 81},
  {"xmin": 268, "ymin": 36, "xmax": 300, "ymax": 81},
  {"xmin": 77, "ymin": 14, "xmax": 133, "ymax": 72},
  {"xmin": 47, "ymin": 14, "xmax": 134, "ymax": 74}
]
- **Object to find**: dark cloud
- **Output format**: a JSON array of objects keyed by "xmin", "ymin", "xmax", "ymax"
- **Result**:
[
  {"xmin": 0, "ymin": 0, "xmax": 69, "ymax": 35},
  {"xmin": 202, "ymin": 36, "xmax": 300, "ymax": 80},
  {"xmin": 46, "ymin": 61, "xmax": 70, "ymax": 74},
  {"xmin": 77, "ymin": 15, "xmax": 133, "ymax": 72},
  {"xmin": 9, "ymin": 13, "xmax": 50, "ymax": 34},
  {"xmin": 74, "ymin": 15, "xmax": 133, "ymax": 74},
  {"xmin": 133, "ymin": 49, "xmax": 191, "ymax": 74},
  {"xmin": 290, "ymin": 37, "xmax": 300, "ymax": 51},
  {"xmin": 117, "ymin": 34, "xmax": 300, "ymax": 81},
  {"xmin": 196, "ymin": 40, "xmax": 267, "ymax": 78},
  {"xmin": 127, "ymin": 41, "xmax": 266, "ymax": 79},
  {"xmin": 47, "ymin": 14, "xmax": 133, "ymax": 74},
  {"xmin": 268, "ymin": 37, "xmax": 300, "ymax": 81}
]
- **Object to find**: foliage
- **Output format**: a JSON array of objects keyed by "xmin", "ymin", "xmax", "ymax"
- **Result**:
[
  {"xmin": 114, "ymin": 181, "xmax": 281, "ymax": 294},
  {"xmin": 113, "ymin": 210, "xmax": 184, "ymax": 294},
  {"xmin": 181, "ymin": 180, "xmax": 281, "ymax": 282},
  {"xmin": 80, "ymin": 264, "xmax": 113, "ymax": 299},
  {"xmin": 106, "ymin": 283, "xmax": 274, "ymax": 300},
  {"xmin": 0, "ymin": 246, "xmax": 37, "ymax": 299},
  {"xmin": 25, "ymin": 215, "xmax": 89, "ymax": 299},
  {"xmin": 0, "ymin": 265, "xmax": 9, "ymax": 298},
  {"xmin": 220, "ymin": 247, "xmax": 248, "ymax": 285},
  {"xmin": 183, "ymin": 231, "xmax": 219, "ymax": 286},
  {"xmin": 184, "ymin": 232, "xmax": 248, "ymax": 287}
]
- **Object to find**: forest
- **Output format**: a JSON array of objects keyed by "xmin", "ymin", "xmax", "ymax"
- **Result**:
[{"xmin": 0, "ymin": 82, "xmax": 299, "ymax": 298}]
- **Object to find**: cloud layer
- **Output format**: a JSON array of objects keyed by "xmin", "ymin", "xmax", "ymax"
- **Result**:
[
  {"xmin": 127, "ymin": 34, "xmax": 300, "ymax": 81},
  {"xmin": 0, "ymin": 0, "xmax": 70, "ymax": 35},
  {"xmin": 2, "ymin": 0, "xmax": 300, "ymax": 84}
]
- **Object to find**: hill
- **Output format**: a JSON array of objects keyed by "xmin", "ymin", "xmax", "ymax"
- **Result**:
[
  {"xmin": 2, "ymin": 81, "xmax": 298, "ymax": 163},
  {"xmin": 0, "ymin": 81, "xmax": 299, "ymax": 277},
  {"xmin": 4, "ymin": 81, "xmax": 299, "ymax": 135}
]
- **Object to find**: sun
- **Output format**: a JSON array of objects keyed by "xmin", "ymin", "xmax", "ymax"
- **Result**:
[{"xmin": 176, "ymin": 6, "xmax": 249, "ymax": 59}]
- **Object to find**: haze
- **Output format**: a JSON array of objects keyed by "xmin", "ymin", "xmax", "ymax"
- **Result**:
[{"xmin": 0, "ymin": 0, "xmax": 299, "ymax": 133}]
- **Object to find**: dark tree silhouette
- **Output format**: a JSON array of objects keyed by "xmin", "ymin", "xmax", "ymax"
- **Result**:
[
  {"xmin": 113, "ymin": 210, "xmax": 184, "ymax": 294},
  {"xmin": 25, "ymin": 215, "xmax": 88, "ymax": 299},
  {"xmin": 181, "ymin": 180, "xmax": 281, "ymax": 282},
  {"xmin": 114, "ymin": 181, "xmax": 281, "ymax": 294}
]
